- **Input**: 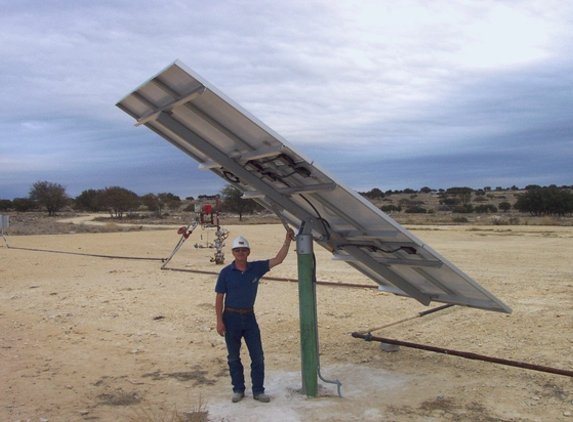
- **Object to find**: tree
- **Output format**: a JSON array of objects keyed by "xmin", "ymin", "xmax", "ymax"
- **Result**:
[
  {"xmin": 475, "ymin": 204, "xmax": 498, "ymax": 213},
  {"xmin": 29, "ymin": 181, "xmax": 69, "ymax": 216},
  {"xmin": 220, "ymin": 185, "xmax": 262, "ymax": 221},
  {"xmin": 440, "ymin": 197, "xmax": 460, "ymax": 206},
  {"xmin": 142, "ymin": 192, "xmax": 182, "ymax": 215},
  {"xmin": 0, "ymin": 199, "xmax": 12, "ymax": 211},
  {"xmin": 141, "ymin": 193, "xmax": 160, "ymax": 214},
  {"xmin": 499, "ymin": 201, "xmax": 512, "ymax": 213},
  {"xmin": 12, "ymin": 197, "xmax": 37, "ymax": 212},
  {"xmin": 98, "ymin": 186, "xmax": 140, "ymax": 219},
  {"xmin": 74, "ymin": 189, "xmax": 104, "ymax": 212},
  {"xmin": 514, "ymin": 186, "xmax": 573, "ymax": 216},
  {"xmin": 360, "ymin": 188, "xmax": 385, "ymax": 199},
  {"xmin": 446, "ymin": 187, "xmax": 473, "ymax": 196},
  {"xmin": 158, "ymin": 192, "xmax": 181, "ymax": 212}
]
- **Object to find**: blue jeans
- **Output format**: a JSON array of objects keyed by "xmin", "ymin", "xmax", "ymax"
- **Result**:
[{"xmin": 223, "ymin": 311, "xmax": 265, "ymax": 395}]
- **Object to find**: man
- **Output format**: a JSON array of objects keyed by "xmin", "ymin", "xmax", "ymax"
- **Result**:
[{"xmin": 215, "ymin": 229, "xmax": 294, "ymax": 403}]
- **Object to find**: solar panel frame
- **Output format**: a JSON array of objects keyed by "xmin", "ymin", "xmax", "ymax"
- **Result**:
[{"xmin": 116, "ymin": 60, "xmax": 512, "ymax": 314}]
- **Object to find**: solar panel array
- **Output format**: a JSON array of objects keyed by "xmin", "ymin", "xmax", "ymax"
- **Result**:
[{"xmin": 117, "ymin": 60, "xmax": 511, "ymax": 313}]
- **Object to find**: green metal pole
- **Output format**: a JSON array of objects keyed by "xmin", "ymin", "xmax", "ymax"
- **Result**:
[{"xmin": 297, "ymin": 230, "xmax": 318, "ymax": 396}]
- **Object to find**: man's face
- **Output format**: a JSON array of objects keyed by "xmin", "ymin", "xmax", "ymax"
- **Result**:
[{"xmin": 232, "ymin": 248, "xmax": 250, "ymax": 260}]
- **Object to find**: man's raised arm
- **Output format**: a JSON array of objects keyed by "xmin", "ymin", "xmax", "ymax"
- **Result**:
[{"xmin": 269, "ymin": 228, "xmax": 295, "ymax": 269}]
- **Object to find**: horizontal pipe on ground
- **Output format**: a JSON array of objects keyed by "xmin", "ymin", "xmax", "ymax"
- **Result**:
[
  {"xmin": 351, "ymin": 332, "xmax": 573, "ymax": 378},
  {"xmin": 162, "ymin": 266, "xmax": 379, "ymax": 289},
  {"xmin": 5, "ymin": 245, "xmax": 380, "ymax": 290},
  {"xmin": 7, "ymin": 245, "xmax": 163, "ymax": 261}
]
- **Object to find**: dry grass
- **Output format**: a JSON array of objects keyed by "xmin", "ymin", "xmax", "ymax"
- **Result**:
[
  {"xmin": 98, "ymin": 389, "xmax": 142, "ymax": 406},
  {"xmin": 4, "ymin": 213, "xmax": 148, "ymax": 235},
  {"xmin": 128, "ymin": 396, "xmax": 209, "ymax": 422},
  {"xmin": 2, "ymin": 205, "xmax": 571, "ymax": 238}
]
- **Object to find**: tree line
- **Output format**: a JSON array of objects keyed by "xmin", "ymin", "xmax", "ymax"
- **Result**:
[
  {"xmin": 0, "ymin": 181, "xmax": 263, "ymax": 220},
  {"xmin": 0, "ymin": 181, "xmax": 187, "ymax": 217},
  {"xmin": 360, "ymin": 184, "xmax": 573, "ymax": 216},
  {"xmin": 1, "ymin": 181, "xmax": 572, "ymax": 218}
]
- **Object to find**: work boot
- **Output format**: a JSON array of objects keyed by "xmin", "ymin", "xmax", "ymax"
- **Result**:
[
  {"xmin": 253, "ymin": 393, "xmax": 270, "ymax": 403},
  {"xmin": 231, "ymin": 392, "xmax": 244, "ymax": 403}
]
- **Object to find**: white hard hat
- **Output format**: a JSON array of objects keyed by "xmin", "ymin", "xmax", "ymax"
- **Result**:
[{"xmin": 232, "ymin": 236, "xmax": 250, "ymax": 249}]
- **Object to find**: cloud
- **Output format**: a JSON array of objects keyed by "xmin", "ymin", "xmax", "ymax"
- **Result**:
[{"xmin": 1, "ymin": 1, "xmax": 572, "ymax": 200}]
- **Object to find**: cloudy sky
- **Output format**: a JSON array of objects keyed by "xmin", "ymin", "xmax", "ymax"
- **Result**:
[{"xmin": 1, "ymin": 0, "xmax": 572, "ymax": 200}]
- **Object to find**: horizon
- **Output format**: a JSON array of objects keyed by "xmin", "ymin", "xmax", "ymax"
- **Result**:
[{"xmin": 2, "ymin": 179, "xmax": 570, "ymax": 203}]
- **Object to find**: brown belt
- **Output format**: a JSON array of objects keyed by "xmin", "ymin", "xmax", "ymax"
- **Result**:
[{"xmin": 225, "ymin": 307, "xmax": 254, "ymax": 314}]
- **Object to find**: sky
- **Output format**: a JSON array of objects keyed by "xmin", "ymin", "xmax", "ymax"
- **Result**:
[{"xmin": 1, "ymin": 0, "xmax": 572, "ymax": 200}]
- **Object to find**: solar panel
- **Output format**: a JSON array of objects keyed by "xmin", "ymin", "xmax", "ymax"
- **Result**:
[{"xmin": 116, "ymin": 60, "xmax": 511, "ymax": 314}]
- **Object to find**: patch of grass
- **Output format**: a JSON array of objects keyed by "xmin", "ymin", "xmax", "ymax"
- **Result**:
[
  {"xmin": 129, "ymin": 396, "xmax": 209, "ymax": 422},
  {"xmin": 141, "ymin": 369, "xmax": 216, "ymax": 386},
  {"xmin": 98, "ymin": 389, "xmax": 141, "ymax": 406}
]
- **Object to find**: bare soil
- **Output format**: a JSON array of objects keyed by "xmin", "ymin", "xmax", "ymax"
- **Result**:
[{"xmin": 1, "ymin": 219, "xmax": 573, "ymax": 421}]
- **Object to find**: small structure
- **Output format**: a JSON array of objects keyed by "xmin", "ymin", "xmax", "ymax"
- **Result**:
[
  {"xmin": 1, "ymin": 214, "xmax": 8, "ymax": 246},
  {"xmin": 194, "ymin": 196, "xmax": 228, "ymax": 264},
  {"xmin": 163, "ymin": 196, "xmax": 228, "ymax": 267}
]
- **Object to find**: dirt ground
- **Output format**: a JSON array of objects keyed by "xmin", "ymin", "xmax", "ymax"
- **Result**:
[{"xmin": 1, "ymin": 221, "xmax": 573, "ymax": 421}]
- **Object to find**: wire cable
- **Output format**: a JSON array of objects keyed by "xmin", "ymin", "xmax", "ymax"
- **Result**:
[
  {"xmin": 299, "ymin": 194, "xmax": 331, "ymax": 241},
  {"xmin": 312, "ymin": 252, "xmax": 343, "ymax": 398}
]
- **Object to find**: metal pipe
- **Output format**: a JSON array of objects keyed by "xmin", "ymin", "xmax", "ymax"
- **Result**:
[
  {"xmin": 297, "ymin": 230, "xmax": 319, "ymax": 396},
  {"xmin": 161, "ymin": 221, "xmax": 199, "ymax": 269},
  {"xmin": 311, "ymin": 253, "xmax": 343, "ymax": 398},
  {"xmin": 162, "ymin": 266, "xmax": 379, "ymax": 289},
  {"xmin": 356, "ymin": 304, "xmax": 455, "ymax": 335},
  {"xmin": 6, "ymin": 245, "xmax": 162, "ymax": 261},
  {"xmin": 351, "ymin": 332, "xmax": 573, "ymax": 378},
  {"xmin": 7, "ymin": 244, "xmax": 381, "ymax": 291}
]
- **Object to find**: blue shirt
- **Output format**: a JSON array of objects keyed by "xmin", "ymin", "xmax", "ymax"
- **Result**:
[{"xmin": 215, "ymin": 260, "xmax": 270, "ymax": 309}]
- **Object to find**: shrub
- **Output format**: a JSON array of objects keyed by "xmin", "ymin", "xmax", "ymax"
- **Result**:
[
  {"xmin": 405, "ymin": 206, "xmax": 427, "ymax": 214},
  {"xmin": 0, "ymin": 199, "xmax": 12, "ymax": 211},
  {"xmin": 452, "ymin": 204, "xmax": 474, "ymax": 213},
  {"xmin": 475, "ymin": 204, "xmax": 498, "ymax": 213},
  {"xmin": 360, "ymin": 188, "xmax": 385, "ymax": 199},
  {"xmin": 380, "ymin": 204, "xmax": 402, "ymax": 213},
  {"xmin": 12, "ymin": 197, "xmax": 37, "ymax": 212},
  {"xmin": 440, "ymin": 197, "xmax": 460, "ymax": 206},
  {"xmin": 446, "ymin": 187, "xmax": 474, "ymax": 196},
  {"xmin": 514, "ymin": 186, "xmax": 573, "ymax": 216},
  {"xmin": 499, "ymin": 201, "xmax": 512, "ymax": 212}
]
